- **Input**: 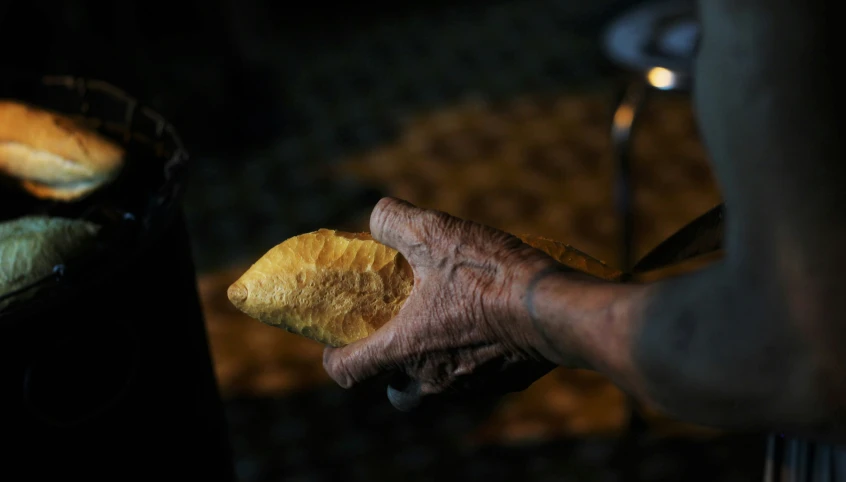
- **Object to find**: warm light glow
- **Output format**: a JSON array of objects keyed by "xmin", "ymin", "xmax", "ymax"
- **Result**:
[
  {"xmin": 613, "ymin": 105, "xmax": 634, "ymax": 130},
  {"xmin": 647, "ymin": 67, "xmax": 676, "ymax": 90}
]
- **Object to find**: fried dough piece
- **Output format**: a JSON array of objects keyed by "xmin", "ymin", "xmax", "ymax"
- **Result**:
[
  {"xmin": 0, "ymin": 216, "xmax": 100, "ymax": 310},
  {"xmin": 0, "ymin": 100, "xmax": 125, "ymax": 201},
  {"xmin": 228, "ymin": 229, "xmax": 620, "ymax": 347}
]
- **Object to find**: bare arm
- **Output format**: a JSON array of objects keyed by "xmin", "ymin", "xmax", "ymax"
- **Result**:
[
  {"xmin": 322, "ymin": 0, "xmax": 846, "ymax": 436},
  {"xmin": 528, "ymin": 0, "xmax": 846, "ymax": 436}
]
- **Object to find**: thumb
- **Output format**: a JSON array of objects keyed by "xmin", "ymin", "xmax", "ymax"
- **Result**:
[
  {"xmin": 370, "ymin": 197, "xmax": 435, "ymax": 258},
  {"xmin": 322, "ymin": 323, "xmax": 400, "ymax": 389}
]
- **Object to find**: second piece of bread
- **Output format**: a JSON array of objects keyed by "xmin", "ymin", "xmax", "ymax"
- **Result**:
[
  {"xmin": 0, "ymin": 100, "xmax": 126, "ymax": 201},
  {"xmin": 0, "ymin": 215, "xmax": 101, "ymax": 310}
]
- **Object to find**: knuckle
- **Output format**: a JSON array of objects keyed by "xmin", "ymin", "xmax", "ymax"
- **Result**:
[
  {"xmin": 406, "ymin": 239, "xmax": 431, "ymax": 263},
  {"xmin": 499, "ymin": 231, "xmax": 525, "ymax": 250},
  {"xmin": 422, "ymin": 209, "xmax": 454, "ymax": 235},
  {"xmin": 409, "ymin": 210, "xmax": 454, "ymax": 256}
]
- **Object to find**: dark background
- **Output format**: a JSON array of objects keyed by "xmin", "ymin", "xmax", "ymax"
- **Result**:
[
  {"xmin": 2, "ymin": 0, "xmax": 664, "ymax": 273},
  {"xmin": 0, "ymin": 0, "xmax": 640, "ymax": 157},
  {"xmin": 0, "ymin": 1, "xmax": 765, "ymax": 481}
]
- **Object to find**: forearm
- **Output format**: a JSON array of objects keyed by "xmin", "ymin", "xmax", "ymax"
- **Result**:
[
  {"xmin": 526, "ymin": 264, "xmax": 830, "ymax": 432},
  {"xmin": 525, "ymin": 0, "xmax": 846, "ymax": 436},
  {"xmin": 537, "ymin": 0, "xmax": 846, "ymax": 432}
]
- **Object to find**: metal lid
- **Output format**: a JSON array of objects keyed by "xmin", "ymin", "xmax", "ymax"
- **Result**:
[{"xmin": 603, "ymin": 0, "xmax": 699, "ymax": 91}]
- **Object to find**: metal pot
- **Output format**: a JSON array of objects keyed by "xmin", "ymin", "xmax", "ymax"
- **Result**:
[{"xmin": 0, "ymin": 72, "xmax": 235, "ymax": 480}]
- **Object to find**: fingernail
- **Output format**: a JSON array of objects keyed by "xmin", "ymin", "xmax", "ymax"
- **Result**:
[
  {"xmin": 387, "ymin": 385, "xmax": 421, "ymax": 412},
  {"xmin": 387, "ymin": 375, "xmax": 422, "ymax": 412}
]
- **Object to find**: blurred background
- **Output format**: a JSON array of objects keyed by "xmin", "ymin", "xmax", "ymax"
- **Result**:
[{"xmin": 1, "ymin": 0, "xmax": 765, "ymax": 480}]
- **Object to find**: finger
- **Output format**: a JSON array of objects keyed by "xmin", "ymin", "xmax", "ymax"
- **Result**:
[
  {"xmin": 322, "ymin": 326, "xmax": 399, "ymax": 389},
  {"xmin": 369, "ymin": 197, "xmax": 431, "ymax": 257}
]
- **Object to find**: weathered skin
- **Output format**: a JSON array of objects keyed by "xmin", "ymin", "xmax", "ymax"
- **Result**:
[
  {"xmin": 229, "ymin": 229, "xmax": 620, "ymax": 347},
  {"xmin": 323, "ymin": 0, "xmax": 846, "ymax": 443}
]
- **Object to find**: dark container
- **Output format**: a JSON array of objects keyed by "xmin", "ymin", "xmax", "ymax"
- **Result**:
[{"xmin": 0, "ymin": 73, "xmax": 235, "ymax": 480}]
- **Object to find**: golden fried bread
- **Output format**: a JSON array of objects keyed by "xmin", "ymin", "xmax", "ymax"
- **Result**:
[
  {"xmin": 0, "ymin": 100, "xmax": 125, "ymax": 201},
  {"xmin": 228, "ymin": 229, "xmax": 620, "ymax": 347}
]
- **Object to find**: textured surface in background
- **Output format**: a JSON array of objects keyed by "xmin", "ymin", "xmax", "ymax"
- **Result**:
[{"xmin": 180, "ymin": 0, "xmax": 622, "ymax": 272}]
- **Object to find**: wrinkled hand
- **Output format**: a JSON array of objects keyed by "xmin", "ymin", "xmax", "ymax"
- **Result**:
[{"xmin": 323, "ymin": 197, "xmax": 560, "ymax": 411}]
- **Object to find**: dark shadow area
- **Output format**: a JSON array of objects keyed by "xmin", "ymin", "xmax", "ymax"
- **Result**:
[
  {"xmin": 224, "ymin": 381, "xmax": 766, "ymax": 482},
  {"xmin": 0, "ymin": 1, "xmax": 770, "ymax": 480},
  {"xmin": 0, "ymin": 0, "xmax": 652, "ymax": 271},
  {"xmin": 0, "ymin": 0, "xmax": 643, "ymax": 157}
]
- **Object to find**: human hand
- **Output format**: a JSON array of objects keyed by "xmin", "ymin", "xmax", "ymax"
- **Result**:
[{"xmin": 323, "ymin": 197, "xmax": 563, "ymax": 411}]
